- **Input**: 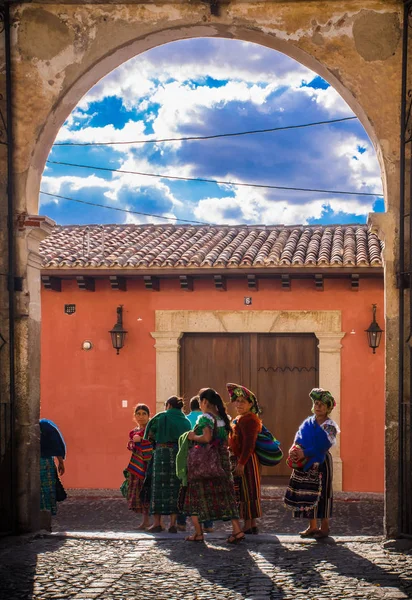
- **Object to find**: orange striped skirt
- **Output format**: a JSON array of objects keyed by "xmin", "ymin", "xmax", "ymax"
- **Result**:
[{"xmin": 234, "ymin": 452, "xmax": 262, "ymax": 520}]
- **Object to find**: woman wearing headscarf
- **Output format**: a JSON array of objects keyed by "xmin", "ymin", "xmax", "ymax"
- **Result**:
[
  {"xmin": 285, "ymin": 387, "xmax": 340, "ymax": 539},
  {"xmin": 227, "ymin": 383, "xmax": 262, "ymax": 535},
  {"xmin": 39, "ymin": 418, "xmax": 66, "ymax": 516},
  {"xmin": 144, "ymin": 396, "xmax": 191, "ymax": 533}
]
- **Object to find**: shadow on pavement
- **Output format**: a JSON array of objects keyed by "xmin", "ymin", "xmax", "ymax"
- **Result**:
[
  {"xmin": 0, "ymin": 536, "xmax": 66, "ymax": 600},
  {"xmin": 159, "ymin": 536, "xmax": 409, "ymax": 599}
]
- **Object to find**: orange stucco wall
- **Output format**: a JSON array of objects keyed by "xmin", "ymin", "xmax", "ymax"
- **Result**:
[{"xmin": 40, "ymin": 275, "xmax": 385, "ymax": 492}]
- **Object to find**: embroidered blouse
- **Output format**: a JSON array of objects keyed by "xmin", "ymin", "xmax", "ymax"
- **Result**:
[
  {"xmin": 194, "ymin": 413, "xmax": 229, "ymax": 443},
  {"xmin": 127, "ymin": 426, "xmax": 152, "ymax": 457}
]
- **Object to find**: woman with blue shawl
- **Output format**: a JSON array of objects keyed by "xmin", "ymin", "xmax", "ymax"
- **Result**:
[
  {"xmin": 284, "ymin": 388, "xmax": 340, "ymax": 539},
  {"xmin": 39, "ymin": 419, "xmax": 66, "ymax": 516}
]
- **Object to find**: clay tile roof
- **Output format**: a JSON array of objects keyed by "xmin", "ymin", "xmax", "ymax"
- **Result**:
[{"xmin": 40, "ymin": 224, "xmax": 383, "ymax": 270}]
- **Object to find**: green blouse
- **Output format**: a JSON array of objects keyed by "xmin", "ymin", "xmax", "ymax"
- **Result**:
[{"xmin": 195, "ymin": 413, "xmax": 228, "ymax": 442}]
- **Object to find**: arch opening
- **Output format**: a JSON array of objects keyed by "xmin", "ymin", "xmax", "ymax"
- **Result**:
[{"xmin": 28, "ymin": 25, "xmax": 388, "ymax": 220}]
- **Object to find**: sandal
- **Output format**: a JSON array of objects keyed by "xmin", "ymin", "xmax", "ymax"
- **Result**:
[
  {"xmin": 185, "ymin": 533, "xmax": 204, "ymax": 542},
  {"xmin": 243, "ymin": 528, "xmax": 253, "ymax": 534},
  {"xmin": 313, "ymin": 530, "xmax": 330, "ymax": 539},
  {"xmin": 251, "ymin": 526, "xmax": 258, "ymax": 535},
  {"xmin": 227, "ymin": 532, "xmax": 245, "ymax": 545},
  {"xmin": 147, "ymin": 525, "xmax": 163, "ymax": 533},
  {"xmin": 299, "ymin": 528, "xmax": 319, "ymax": 538},
  {"xmin": 168, "ymin": 526, "xmax": 178, "ymax": 533}
]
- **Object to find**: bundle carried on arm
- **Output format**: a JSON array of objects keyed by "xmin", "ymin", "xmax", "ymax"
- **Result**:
[
  {"xmin": 176, "ymin": 430, "xmax": 192, "ymax": 486},
  {"xmin": 295, "ymin": 416, "xmax": 338, "ymax": 471}
]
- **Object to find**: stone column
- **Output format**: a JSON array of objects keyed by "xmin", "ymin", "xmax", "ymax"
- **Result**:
[
  {"xmin": 15, "ymin": 215, "xmax": 54, "ymax": 532},
  {"xmin": 150, "ymin": 331, "xmax": 183, "ymax": 414},
  {"xmin": 315, "ymin": 332, "xmax": 345, "ymax": 492}
]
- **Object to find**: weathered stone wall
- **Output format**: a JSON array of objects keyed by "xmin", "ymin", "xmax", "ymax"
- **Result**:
[{"xmin": 0, "ymin": 0, "xmax": 403, "ymax": 533}]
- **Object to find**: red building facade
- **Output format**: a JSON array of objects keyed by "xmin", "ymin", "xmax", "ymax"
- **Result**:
[{"xmin": 40, "ymin": 224, "xmax": 384, "ymax": 492}]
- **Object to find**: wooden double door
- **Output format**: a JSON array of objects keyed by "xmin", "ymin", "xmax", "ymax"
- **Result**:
[{"xmin": 180, "ymin": 333, "xmax": 318, "ymax": 478}]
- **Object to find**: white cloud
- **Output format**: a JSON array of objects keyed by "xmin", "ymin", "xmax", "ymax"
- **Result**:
[
  {"xmin": 297, "ymin": 86, "xmax": 353, "ymax": 117},
  {"xmin": 76, "ymin": 39, "xmax": 313, "ymax": 111}
]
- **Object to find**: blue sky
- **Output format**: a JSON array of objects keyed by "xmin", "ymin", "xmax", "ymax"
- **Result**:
[{"xmin": 41, "ymin": 38, "xmax": 384, "ymax": 226}]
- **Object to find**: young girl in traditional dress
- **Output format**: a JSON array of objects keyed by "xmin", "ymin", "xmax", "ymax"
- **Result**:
[{"xmin": 126, "ymin": 403, "xmax": 152, "ymax": 530}]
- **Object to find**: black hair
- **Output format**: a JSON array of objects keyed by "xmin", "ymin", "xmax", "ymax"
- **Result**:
[
  {"xmin": 199, "ymin": 387, "xmax": 231, "ymax": 433},
  {"xmin": 134, "ymin": 403, "xmax": 150, "ymax": 416},
  {"xmin": 190, "ymin": 396, "xmax": 200, "ymax": 411},
  {"xmin": 165, "ymin": 395, "xmax": 184, "ymax": 410}
]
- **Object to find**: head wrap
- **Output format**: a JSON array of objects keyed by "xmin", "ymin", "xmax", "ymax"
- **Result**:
[
  {"xmin": 226, "ymin": 383, "xmax": 261, "ymax": 415},
  {"xmin": 309, "ymin": 388, "xmax": 336, "ymax": 414}
]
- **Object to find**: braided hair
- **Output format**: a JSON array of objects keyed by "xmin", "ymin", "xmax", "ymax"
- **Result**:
[{"xmin": 199, "ymin": 387, "xmax": 231, "ymax": 433}]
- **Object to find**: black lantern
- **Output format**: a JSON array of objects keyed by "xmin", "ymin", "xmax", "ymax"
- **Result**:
[
  {"xmin": 365, "ymin": 304, "xmax": 384, "ymax": 354},
  {"xmin": 109, "ymin": 305, "xmax": 127, "ymax": 354}
]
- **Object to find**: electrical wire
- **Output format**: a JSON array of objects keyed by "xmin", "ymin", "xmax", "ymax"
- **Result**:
[
  {"xmin": 39, "ymin": 191, "xmax": 210, "ymax": 225},
  {"xmin": 52, "ymin": 116, "xmax": 357, "ymax": 147},
  {"xmin": 46, "ymin": 160, "xmax": 383, "ymax": 197}
]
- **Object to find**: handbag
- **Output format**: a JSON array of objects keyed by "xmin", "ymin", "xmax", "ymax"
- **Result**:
[
  {"xmin": 255, "ymin": 424, "xmax": 283, "ymax": 467},
  {"xmin": 55, "ymin": 471, "xmax": 67, "ymax": 502},
  {"xmin": 187, "ymin": 417, "xmax": 226, "ymax": 481},
  {"xmin": 120, "ymin": 469, "xmax": 129, "ymax": 499},
  {"xmin": 286, "ymin": 443, "xmax": 308, "ymax": 469}
]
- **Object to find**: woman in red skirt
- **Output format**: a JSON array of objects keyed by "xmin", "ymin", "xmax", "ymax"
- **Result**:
[{"xmin": 227, "ymin": 383, "xmax": 262, "ymax": 535}]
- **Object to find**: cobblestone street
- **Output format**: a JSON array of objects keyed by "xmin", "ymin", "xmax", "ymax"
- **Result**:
[
  {"xmin": 53, "ymin": 489, "xmax": 385, "ymax": 537},
  {"xmin": 2, "ymin": 492, "xmax": 412, "ymax": 600},
  {"xmin": 1, "ymin": 534, "xmax": 412, "ymax": 600}
]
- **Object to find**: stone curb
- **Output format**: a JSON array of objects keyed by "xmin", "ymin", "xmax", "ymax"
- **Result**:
[{"xmin": 43, "ymin": 531, "xmax": 386, "ymax": 545}]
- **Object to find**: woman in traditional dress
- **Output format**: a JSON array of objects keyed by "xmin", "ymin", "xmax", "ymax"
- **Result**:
[
  {"xmin": 39, "ymin": 418, "xmax": 66, "ymax": 516},
  {"xmin": 285, "ymin": 388, "xmax": 339, "ymax": 539},
  {"xmin": 182, "ymin": 387, "xmax": 244, "ymax": 544},
  {"xmin": 144, "ymin": 396, "xmax": 191, "ymax": 533},
  {"xmin": 126, "ymin": 403, "xmax": 153, "ymax": 529},
  {"xmin": 226, "ymin": 383, "xmax": 262, "ymax": 535}
]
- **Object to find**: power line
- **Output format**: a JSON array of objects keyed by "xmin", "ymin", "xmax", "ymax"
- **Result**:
[
  {"xmin": 39, "ymin": 191, "xmax": 210, "ymax": 225},
  {"xmin": 46, "ymin": 160, "xmax": 383, "ymax": 198},
  {"xmin": 52, "ymin": 116, "xmax": 357, "ymax": 147}
]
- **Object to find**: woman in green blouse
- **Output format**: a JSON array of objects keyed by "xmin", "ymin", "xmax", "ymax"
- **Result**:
[{"xmin": 183, "ymin": 387, "xmax": 244, "ymax": 544}]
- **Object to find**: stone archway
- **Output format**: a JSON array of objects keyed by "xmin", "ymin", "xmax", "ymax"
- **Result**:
[{"xmin": 2, "ymin": 1, "xmax": 401, "ymax": 534}]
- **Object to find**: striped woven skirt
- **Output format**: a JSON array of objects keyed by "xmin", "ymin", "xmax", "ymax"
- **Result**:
[
  {"xmin": 150, "ymin": 443, "xmax": 181, "ymax": 515},
  {"xmin": 234, "ymin": 452, "xmax": 262, "ymax": 520},
  {"xmin": 183, "ymin": 444, "xmax": 239, "ymax": 522},
  {"xmin": 292, "ymin": 452, "xmax": 334, "ymax": 519},
  {"xmin": 40, "ymin": 457, "xmax": 57, "ymax": 515}
]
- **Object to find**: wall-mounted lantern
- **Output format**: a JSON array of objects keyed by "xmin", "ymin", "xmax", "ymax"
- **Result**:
[
  {"xmin": 365, "ymin": 304, "xmax": 384, "ymax": 354},
  {"xmin": 109, "ymin": 305, "xmax": 127, "ymax": 355}
]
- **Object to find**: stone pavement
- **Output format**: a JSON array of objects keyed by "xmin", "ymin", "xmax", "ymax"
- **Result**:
[
  {"xmin": 3, "ymin": 491, "xmax": 411, "ymax": 600},
  {"xmin": 1, "ymin": 533, "xmax": 412, "ymax": 600},
  {"xmin": 53, "ymin": 488, "xmax": 384, "ymax": 536}
]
